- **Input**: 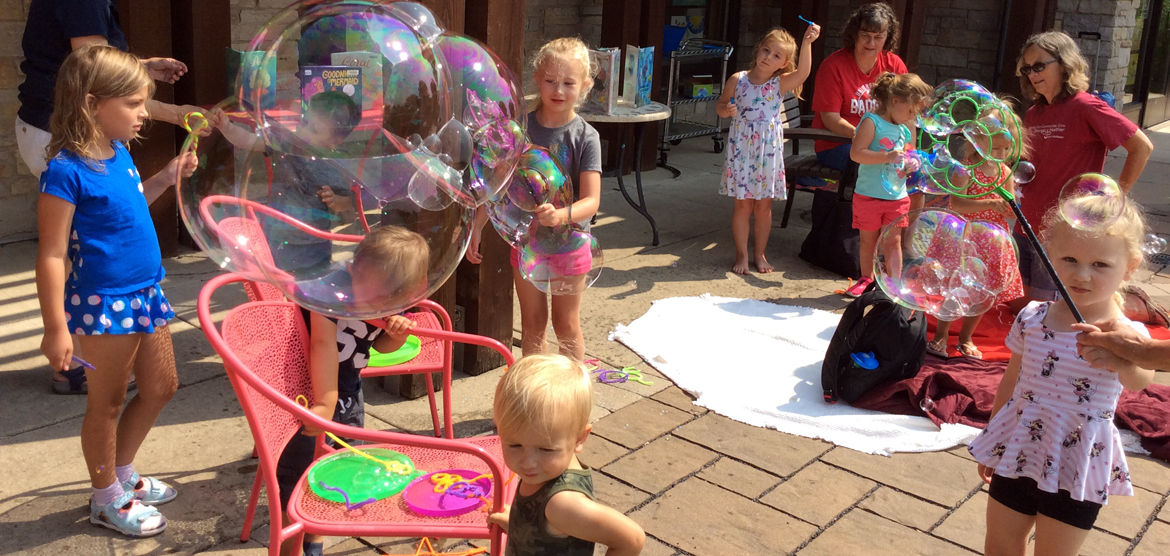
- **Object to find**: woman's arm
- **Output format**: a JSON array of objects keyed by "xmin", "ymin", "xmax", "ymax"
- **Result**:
[
  {"xmin": 35, "ymin": 194, "xmax": 76, "ymax": 372},
  {"xmin": 820, "ymin": 111, "xmax": 855, "ymax": 137},
  {"xmin": 1117, "ymin": 129, "xmax": 1153, "ymax": 194},
  {"xmin": 850, "ymin": 118, "xmax": 898, "ymax": 165},
  {"xmin": 715, "ymin": 73, "xmax": 739, "ymax": 119},
  {"xmin": 545, "ymin": 491, "xmax": 645, "ymax": 556}
]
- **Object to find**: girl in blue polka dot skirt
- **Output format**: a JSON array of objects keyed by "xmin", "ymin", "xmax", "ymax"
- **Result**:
[{"xmin": 34, "ymin": 45, "xmax": 196, "ymax": 538}]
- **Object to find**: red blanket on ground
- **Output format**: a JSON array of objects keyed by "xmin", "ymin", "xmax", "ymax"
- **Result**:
[{"xmin": 854, "ymin": 310, "xmax": 1170, "ymax": 463}]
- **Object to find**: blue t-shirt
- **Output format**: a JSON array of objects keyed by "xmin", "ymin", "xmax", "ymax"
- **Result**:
[
  {"xmin": 40, "ymin": 142, "xmax": 165, "ymax": 295},
  {"xmin": 18, "ymin": 0, "xmax": 128, "ymax": 131},
  {"xmin": 854, "ymin": 112, "xmax": 912, "ymax": 200}
]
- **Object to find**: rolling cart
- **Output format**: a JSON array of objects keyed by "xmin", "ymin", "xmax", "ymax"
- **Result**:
[{"xmin": 659, "ymin": 39, "xmax": 733, "ymax": 176}]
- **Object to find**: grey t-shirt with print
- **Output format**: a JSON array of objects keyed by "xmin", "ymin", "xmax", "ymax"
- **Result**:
[{"xmin": 525, "ymin": 112, "xmax": 602, "ymax": 206}]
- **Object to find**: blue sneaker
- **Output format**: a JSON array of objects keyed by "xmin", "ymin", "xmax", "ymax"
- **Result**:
[
  {"xmin": 123, "ymin": 472, "xmax": 177, "ymax": 505},
  {"xmin": 90, "ymin": 491, "xmax": 167, "ymax": 537}
]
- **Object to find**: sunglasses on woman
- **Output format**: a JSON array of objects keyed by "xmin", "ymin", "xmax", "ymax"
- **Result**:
[{"xmin": 1020, "ymin": 59, "xmax": 1058, "ymax": 75}]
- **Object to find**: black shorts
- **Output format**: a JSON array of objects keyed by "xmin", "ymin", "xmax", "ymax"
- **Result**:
[
  {"xmin": 275, "ymin": 389, "xmax": 365, "ymax": 510},
  {"xmin": 988, "ymin": 474, "xmax": 1102, "ymax": 530}
]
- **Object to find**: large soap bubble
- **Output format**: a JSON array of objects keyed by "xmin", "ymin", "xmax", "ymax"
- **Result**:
[
  {"xmin": 1057, "ymin": 173, "xmax": 1124, "ymax": 232},
  {"xmin": 912, "ymin": 80, "xmax": 1027, "ymax": 200},
  {"xmin": 875, "ymin": 209, "xmax": 1017, "ymax": 321},
  {"xmin": 518, "ymin": 231, "xmax": 604, "ymax": 295},
  {"xmin": 486, "ymin": 144, "xmax": 575, "ymax": 251}
]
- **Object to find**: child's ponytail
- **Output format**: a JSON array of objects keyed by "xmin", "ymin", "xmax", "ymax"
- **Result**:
[{"xmin": 870, "ymin": 71, "xmax": 933, "ymax": 114}]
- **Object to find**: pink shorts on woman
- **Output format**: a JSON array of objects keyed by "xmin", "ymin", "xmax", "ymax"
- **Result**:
[{"xmin": 852, "ymin": 194, "xmax": 910, "ymax": 231}]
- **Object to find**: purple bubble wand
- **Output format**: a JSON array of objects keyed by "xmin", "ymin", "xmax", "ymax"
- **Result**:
[{"xmin": 318, "ymin": 481, "xmax": 376, "ymax": 511}]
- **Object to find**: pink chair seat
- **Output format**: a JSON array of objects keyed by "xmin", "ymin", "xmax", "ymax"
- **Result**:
[{"xmin": 289, "ymin": 437, "xmax": 513, "ymax": 534}]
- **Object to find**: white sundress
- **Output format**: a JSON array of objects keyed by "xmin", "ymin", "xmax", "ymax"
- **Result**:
[
  {"xmin": 968, "ymin": 301, "xmax": 1147, "ymax": 503},
  {"xmin": 719, "ymin": 73, "xmax": 785, "ymax": 200}
]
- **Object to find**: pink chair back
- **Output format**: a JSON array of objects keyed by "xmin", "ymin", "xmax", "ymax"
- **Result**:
[{"xmin": 217, "ymin": 216, "xmax": 285, "ymax": 302}]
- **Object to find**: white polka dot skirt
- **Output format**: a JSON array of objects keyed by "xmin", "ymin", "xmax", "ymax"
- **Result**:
[{"xmin": 64, "ymin": 283, "xmax": 174, "ymax": 335}]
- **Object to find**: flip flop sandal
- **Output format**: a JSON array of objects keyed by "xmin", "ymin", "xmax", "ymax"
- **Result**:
[
  {"xmin": 926, "ymin": 339, "xmax": 949, "ymax": 358},
  {"xmin": 1122, "ymin": 285, "xmax": 1170, "ymax": 328},
  {"xmin": 52, "ymin": 366, "xmax": 88, "ymax": 395},
  {"xmin": 958, "ymin": 343, "xmax": 983, "ymax": 360}
]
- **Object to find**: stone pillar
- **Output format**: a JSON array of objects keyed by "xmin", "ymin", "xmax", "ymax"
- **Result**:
[{"xmin": 1054, "ymin": 0, "xmax": 1140, "ymax": 104}]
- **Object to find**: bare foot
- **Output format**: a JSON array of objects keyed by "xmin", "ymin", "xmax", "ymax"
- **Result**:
[
  {"xmin": 753, "ymin": 255, "xmax": 773, "ymax": 274},
  {"xmin": 732, "ymin": 256, "xmax": 750, "ymax": 275}
]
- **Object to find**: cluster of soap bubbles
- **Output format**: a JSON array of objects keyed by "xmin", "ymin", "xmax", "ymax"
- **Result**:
[
  {"xmin": 889, "ymin": 80, "xmax": 1036, "ymax": 198},
  {"xmin": 177, "ymin": 1, "xmax": 601, "ymax": 319},
  {"xmin": 875, "ymin": 209, "xmax": 1018, "ymax": 321}
]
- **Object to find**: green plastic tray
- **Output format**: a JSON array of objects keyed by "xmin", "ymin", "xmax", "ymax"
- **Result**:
[
  {"xmin": 307, "ymin": 448, "xmax": 422, "ymax": 503},
  {"xmin": 367, "ymin": 334, "xmax": 422, "ymax": 368}
]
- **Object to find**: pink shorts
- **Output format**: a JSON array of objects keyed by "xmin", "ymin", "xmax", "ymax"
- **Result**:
[
  {"xmin": 852, "ymin": 194, "xmax": 911, "ymax": 232},
  {"xmin": 510, "ymin": 245, "xmax": 594, "ymax": 276}
]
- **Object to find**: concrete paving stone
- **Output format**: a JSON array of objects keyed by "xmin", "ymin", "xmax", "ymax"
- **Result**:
[
  {"xmin": 1132, "ymin": 519, "xmax": 1170, "ymax": 556},
  {"xmin": 1162, "ymin": 498, "xmax": 1169, "ymax": 523},
  {"xmin": 590, "ymin": 399, "xmax": 694, "ymax": 449},
  {"xmin": 932, "ymin": 490, "xmax": 988, "ymax": 552},
  {"xmin": 673, "ymin": 413, "xmax": 829, "ymax": 477},
  {"xmin": 760, "ymin": 461, "xmax": 877, "ymax": 526},
  {"xmin": 649, "ymin": 385, "xmax": 706, "ymax": 416},
  {"xmin": 1074, "ymin": 528, "xmax": 1133, "ymax": 556},
  {"xmin": 629, "ymin": 477, "xmax": 816, "ymax": 556},
  {"xmin": 697, "ymin": 456, "xmax": 781, "ymax": 500},
  {"xmin": 858, "ymin": 486, "xmax": 949, "ymax": 532},
  {"xmin": 631, "ymin": 535, "xmax": 679, "ymax": 556},
  {"xmin": 592, "ymin": 380, "xmax": 649, "ymax": 413},
  {"xmin": 946, "ymin": 445, "xmax": 977, "ymax": 462},
  {"xmin": 603, "ymin": 435, "xmax": 718, "ymax": 494},
  {"xmin": 799, "ymin": 508, "xmax": 973, "ymax": 556},
  {"xmin": 592, "ymin": 470, "xmax": 651, "ymax": 514},
  {"xmin": 580, "ymin": 435, "xmax": 631, "ymax": 469},
  {"xmin": 1095, "ymin": 486, "xmax": 1163, "ymax": 540},
  {"xmin": 197, "ymin": 537, "xmax": 270, "ymax": 555},
  {"xmin": 821, "ymin": 447, "xmax": 983, "ymax": 507},
  {"xmin": 1126, "ymin": 455, "xmax": 1170, "ymax": 494},
  {"xmin": 363, "ymin": 366, "xmax": 502, "ymax": 437}
]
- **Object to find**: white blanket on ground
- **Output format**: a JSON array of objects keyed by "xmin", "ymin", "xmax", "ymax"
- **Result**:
[{"xmin": 610, "ymin": 294, "xmax": 982, "ymax": 456}]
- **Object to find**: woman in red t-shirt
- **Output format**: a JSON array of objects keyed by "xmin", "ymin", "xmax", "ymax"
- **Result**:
[
  {"xmin": 1009, "ymin": 31, "xmax": 1152, "ymax": 308},
  {"xmin": 804, "ymin": 2, "xmax": 908, "ymax": 181}
]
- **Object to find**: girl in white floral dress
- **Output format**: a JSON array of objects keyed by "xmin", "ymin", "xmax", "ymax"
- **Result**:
[{"xmin": 716, "ymin": 24, "xmax": 819, "ymax": 274}]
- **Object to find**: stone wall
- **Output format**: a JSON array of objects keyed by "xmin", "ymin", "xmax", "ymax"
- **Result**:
[
  {"xmin": 1, "ymin": 0, "xmax": 36, "ymax": 242},
  {"xmin": 1053, "ymin": 0, "xmax": 1139, "ymax": 102},
  {"xmin": 915, "ymin": 0, "xmax": 1003, "ymax": 88}
]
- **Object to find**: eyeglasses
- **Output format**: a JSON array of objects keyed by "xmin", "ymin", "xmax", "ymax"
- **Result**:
[{"xmin": 1020, "ymin": 59, "xmax": 1058, "ymax": 75}]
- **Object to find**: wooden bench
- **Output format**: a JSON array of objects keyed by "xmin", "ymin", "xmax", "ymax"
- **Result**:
[{"xmin": 779, "ymin": 93, "xmax": 858, "ymax": 228}]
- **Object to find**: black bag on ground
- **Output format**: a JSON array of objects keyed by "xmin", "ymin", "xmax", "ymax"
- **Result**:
[
  {"xmin": 822, "ymin": 281, "xmax": 926, "ymax": 403},
  {"xmin": 799, "ymin": 171, "xmax": 860, "ymax": 279}
]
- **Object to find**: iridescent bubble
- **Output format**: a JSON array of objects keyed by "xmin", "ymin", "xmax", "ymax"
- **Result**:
[
  {"xmin": 1058, "ymin": 173, "xmax": 1124, "ymax": 231},
  {"xmin": 874, "ymin": 209, "xmax": 1017, "ymax": 320},
  {"xmin": 1013, "ymin": 161, "xmax": 1036, "ymax": 185},
  {"xmin": 518, "ymin": 231, "xmax": 604, "ymax": 295},
  {"xmin": 387, "ymin": 1, "xmax": 445, "ymax": 46},
  {"xmin": 486, "ymin": 144, "xmax": 574, "ymax": 251},
  {"xmin": 1142, "ymin": 234, "xmax": 1167, "ymax": 255}
]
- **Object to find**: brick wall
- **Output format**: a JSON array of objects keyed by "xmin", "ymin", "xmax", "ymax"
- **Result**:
[
  {"xmin": 1053, "ymin": 0, "xmax": 1139, "ymax": 103},
  {"xmin": 1, "ymin": 0, "xmax": 36, "ymax": 242},
  {"xmin": 915, "ymin": 0, "xmax": 1003, "ymax": 87}
]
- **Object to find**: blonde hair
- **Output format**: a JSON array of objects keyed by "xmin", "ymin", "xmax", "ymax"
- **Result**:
[
  {"xmin": 47, "ymin": 45, "xmax": 154, "ymax": 166},
  {"xmin": 959, "ymin": 96, "xmax": 1032, "ymax": 163},
  {"xmin": 351, "ymin": 225, "xmax": 430, "ymax": 294},
  {"xmin": 530, "ymin": 37, "xmax": 594, "ymax": 113},
  {"xmin": 1041, "ymin": 195, "xmax": 1147, "ymax": 307},
  {"xmin": 493, "ymin": 354, "xmax": 593, "ymax": 440},
  {"xmin": 751, "ymin": 29, "xmax": 803, "ymax": 99},
  {"xmin": 870, "ymin": 71, "xmax": 933, "ymax": 114},
  {"xmin": 1016, "ymin": 31, "xmax": 1091, "ymax": 105}
]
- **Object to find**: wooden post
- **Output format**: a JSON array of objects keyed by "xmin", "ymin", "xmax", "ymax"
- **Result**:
[
  {"xmin": 118, "ymin": 0, "xmax": 178, "ymax": 257},
  {"xmin": 455, "ymin": 0, "xmax": 524, "ymax": 376}
]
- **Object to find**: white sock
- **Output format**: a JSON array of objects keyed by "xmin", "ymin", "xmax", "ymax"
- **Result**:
[
  {"xmin": 115, "ymin": 464, "xmax": 135, "ymax": 485},
  {"xmin": 93, "ymin": 481, "xmax": 125, "ymax": 507}
]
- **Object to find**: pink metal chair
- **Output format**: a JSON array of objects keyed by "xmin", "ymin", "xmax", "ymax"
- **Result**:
[{"xmin": 199, "ymin": 273, "xmax": 515, "ymax": 555}]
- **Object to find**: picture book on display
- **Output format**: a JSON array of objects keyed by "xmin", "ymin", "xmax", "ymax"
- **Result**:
[
  {"xmin": 225, "ymin": 48, "xmax": 276, "ymax": 109},
  {"xmin": 622, "ymin": 45, "xmax": 639, "ymax": 105},
  {"xmin": 300, "ymin": 66, "xmax": 362, "ymax": 116},
  {"xmin": 330, "ymin": 51, "xmax": 384, "ymax": 111},
  {"xmin": 636, "ymin": 46, "xmax": 655, "ymax": 106},
  {"xmin": 586, "ymin": 47, "xmax": 620, "ymax": 114}
]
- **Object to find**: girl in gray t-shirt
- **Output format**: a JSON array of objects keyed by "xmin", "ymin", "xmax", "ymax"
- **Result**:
[{"xmin": 468, "ymin": 37, "xmax": 602, "ymax": 362}]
